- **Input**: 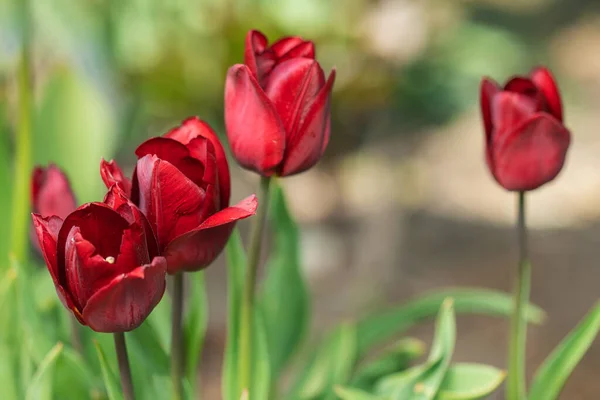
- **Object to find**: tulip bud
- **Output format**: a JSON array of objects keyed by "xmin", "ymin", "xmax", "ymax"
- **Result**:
[
  {"xmin": 31, "ymin": 164, "xmax": 77, "ymax": 219},
  {"xmin": 225, "ymin": 29, "xmax": 336, "ymax": 177},
  {"xmin": 480, "ymin": 67, "xmax": 571, "ymax": 191},
  {"xmin": 101, "ymin": 117, "xmax": 258, "ymax": 273},
  {"xmin": 32, "ymin": 186, "xmax": 167, "ymax": 333}
]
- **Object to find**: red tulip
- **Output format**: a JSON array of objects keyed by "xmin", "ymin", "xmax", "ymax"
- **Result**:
[
  {"xmin": 101, "ymin": 117, "xmax": 258, "ymax": 273},
  {"xmin": 480, "ymin": 67, "xmax": 571, "ymax": 191},
  {"xmin": 32, "ymin": 164, "xmax": 77, "ymax": 219},
  {"xmin": 31, "ymin": 185, "xmax": 167, "ymax": 333},
  {"xmin": 225, "ymin": 29, "xmax": 335, "ymax": 177}
]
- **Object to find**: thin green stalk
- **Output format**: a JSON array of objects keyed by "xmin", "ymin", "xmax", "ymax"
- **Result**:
[
  {"xmin": 171, "ymin": 273, "xmax": 184, "ymax": 400},
  {"xmin": 238, "ymin": 176, "xmax": 272, "ymax": 397},
  {"xmin": 10, "ymin": 0, "xmax": 33, "ymax": 265},
  {"xmin": 507, "ymin": 191, "xmax": 530, "ymax": 400},
  {"xmin": 114, "ymin": 332, "xmax": 135, "ymax": 400}
]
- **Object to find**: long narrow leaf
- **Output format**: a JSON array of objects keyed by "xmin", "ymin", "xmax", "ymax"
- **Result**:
[
  {"xmin": 357, "ymin": 288, "xmax": 545, "ymax": 355},
  {"xmin": 529, "ymin": 301, "xmax": 600, "ymax": 400},
  {"xmin": 25, "ymin": 342, "xmax": 64, "ymax": 400},
  {"xmin": 184, "ymin": 272, "xmax": 208, "ymax": 393},
  {"xmin": 94, "ymin": 340, "xmax": 123, "ymax": 400}
]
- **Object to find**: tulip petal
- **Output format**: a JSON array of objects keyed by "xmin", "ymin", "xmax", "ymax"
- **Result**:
[
  {"xmin": 100, "ymin": 159, "xmax": 132, "ymax": 197},
  {"xmin": 82, "ymin": 256, "xmax": 167, "ymax": 332},
  {"xmin": 31, "ymin": 164, "xmax": 77, "ymax": 219},
  {"xmin": 271, "ymin": 37, "xmax": 311, "ymax": 58},
  {"xmin": 265, "ymin": 58, "xmax": 325, "ymax": 139},
  {"xmin": 136, "ymin": 137, "xmax": 206, "ymax": 188},
  {"xmin": 531, "ymin": 67, "xmax": 563, "ymax": 122},
  {"xmin": 491, "ymin": 113, "xmax": 571, "ymax": 191},
  {"xmin": 165, "ymin": 117, "xmax": 231, "ymax": 207},
  {"xmin": 490, "ymin": 91, "xmax": 538, "ymax": 144},
  {"xmin": 279, "ymin": 41, "xmax": 315, "ymax": 62},
  {"xmin": 225, "ymin": 64, "xmax": 286, "ymax": 175},
  {"xmin": 163, "ymin": 195, "xmax": 258, "ymax": 273},
  {"xmin": 280, "ymin": 69, "xmax": 336, "ymax": 176},
  {"xmin": 135, "ymin": 155, "xmax": 206, "ymax": 249},
  {"xmin": 244, "ymin": 29, "xmax": 270, "ymax": 79},
  {"xmin": 480, "ymin": 78, "xmax": 500, "ymax": 144},
  {"xmin": 504, "ymin": 76, "xmax": 537, "ymax": 95}
]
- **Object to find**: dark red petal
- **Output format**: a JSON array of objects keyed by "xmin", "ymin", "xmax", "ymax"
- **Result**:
[
  {"xmin": 100, "ymin": 159, "xmax": 132, "ymax": 197},
  {"xmin": 31, "ymin": 164, "xmax": 77, "ymax": 219},
  {"xmin": 135, "ymin": 155, "xmax": 206, "ymax": 249},
  {"xmin": 135, "ymin": 136, "xmax": 205, "ymax": 188},
  {"xmin": 82, "ymin": 257, "xmax": 167, "ymax": 333},
  {"xmin": 244, "ymin": 29, "xmax": 270, "ymax": 78},
  {"xmin": 490, "ymin": 91, "xmax": 538, "ymax": 146},
  {"xmin": 224, "ymin": 65, "xmax": 286, "ymax": 175},
  {"xmin": 163, "ymin": 195, "xmax": 258, "ymax": 273},
  {"xmin": 480, "ymin": 78, "xmax": 500, "ymax": 145},
  {"xmin": 165, "ymin": 117, "xmax": 231, "ymax": 207},
  {"xmin": 32, "ymin": 214, "xmax": 63, "ymax": 285},
  {"xmin": 531, "ymin": 67, "xmax": 563, "ymax": 122},
  {"xmin": 490, "ymin": 113, "xmax": 570, "ymax": 191},
  {"xmin": 504, "ymin": 76, "xmax": 537, "ymax": 95},
  {"xmin": 57, "ymin": 203, "xmax": 130, "ymax": 280},
  {"xmin": 265, "ymin": 58, "xmax": 325, "ymax": 140},
  {"xmin": 280, "ymin": 69, "xmax": 335, "ymax": 176},
  {"xmin": 66, "ymin": 227, "xmax": 121, "ymax": 308},
  {"xmin": 103, "ymin": 185, "xmax": 160, "ymax": 259}
]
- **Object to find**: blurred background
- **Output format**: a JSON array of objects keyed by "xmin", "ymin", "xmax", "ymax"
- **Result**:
[{"xmin": 1, "ymin": 0, "xmax": 599, "ymax": 398}]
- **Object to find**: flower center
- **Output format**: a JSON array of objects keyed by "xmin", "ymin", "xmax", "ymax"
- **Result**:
[{"xmin": 105, "ymin": 256, "xmax": 115, "ymax": 264}]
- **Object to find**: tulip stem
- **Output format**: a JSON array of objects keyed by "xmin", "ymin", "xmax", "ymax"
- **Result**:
[
  {"xmin": 239, "ymin": 176, "xmax": 272, "ymax": 398},
  {"xmin": 507, "ymin": 191, "xmax": 530, "ymax": 400},
  {"xmin": 113, "ymin": 332, "xmax": 135, "ymax": 400},
  {"xmin": 171, "ymin": 273, "xmax": 185, "ymax": 400},
  {"xmin": 10, "ymin": 0, "xmax": 33, "ymax": 266}
]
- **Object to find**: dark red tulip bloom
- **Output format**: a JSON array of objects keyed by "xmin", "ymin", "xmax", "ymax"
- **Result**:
[
  {"xmin": 31, "ymin": 186, "xmax": 167, "ymax": 333},
  {"xmin": 480, "ymin": 67, "xmax": 571, "ymax": 191},
  {"xmin": 101, "ymin": 117, "xmax": 258, "ymax": 273},
  {"xmin": 32, "ymin": 164, "xmax": 77, "ymax": 219},
  {"xmin": 225, "ymin": 29, "xmax": 335, "ymax": 177}
]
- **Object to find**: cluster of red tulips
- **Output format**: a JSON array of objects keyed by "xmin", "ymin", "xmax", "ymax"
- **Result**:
[{"xmin": 29, "ymin": 27, "xmax": 585, "ymax": 400}]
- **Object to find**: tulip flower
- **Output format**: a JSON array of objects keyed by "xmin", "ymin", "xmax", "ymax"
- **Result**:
[
  {"xmin": 100, "ymin": 117, "xmax": 258, "ymax": 273},
  {"xmin": 31, "ymin": 164, "xmax": 77, "ymax": 219},
  {"xmin": 225, "ymin": 29, "xmax": 336, "ymax": 177},
  {"xmin": 480, "ymin": 67, "xmax": 571, "ymax": 191},
  {"xmin": 31, "ymin": 185, "xmax": 167, "ymax": 333}
]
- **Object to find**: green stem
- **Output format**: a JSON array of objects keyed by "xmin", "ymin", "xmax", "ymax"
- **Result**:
[
  {"xmin": 113, "ymin": 333, "xmax": 135, "ymax": 400},
  {"xmin": 10, "ymin": 0, "xmax": 33, "ymax": 265},
  {"xmin": 238, "ymin": 176, "xmax": 272, "ymax": 398},
  {"xmin": 507, "ymin": 191, "xmax": 530, "ymax": 400},
  {"xmin": 171, "ymin": 273, "xmax": 184, "ymax": 400}
]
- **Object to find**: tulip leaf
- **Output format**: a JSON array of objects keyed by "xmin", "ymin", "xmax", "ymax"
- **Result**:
[
  {"xmin": 128, "ymin": 317, "xmax": 170, "ymax": 376},
  {"xmin": 356, "ymin": 288, "xmax": 545, "ymax": 356},
  {"xmin": 0, "ymin": 101, "xmax": 10, "ymax": 272},
  {"xmin": 0, "ymin": 343, "xmax": 20, "ymax": 400},
  {"xmin": 435, "ymin": 363, "xmax": 506, "ymax": 400},
  {"xmin": 335, "ymin": 385, "xmax": 390, "ymax": 400},
  {"xmin": 25, "ymin": 342, "xmax": 64, "ymax": 400},
  {"xmin": 223, "ymin": 230, "xmax": 247, "ymax": 400},
  {"xmin": 53, "ymin": 348, "xmax": 99, "ymax": 400},
  {"xmin": 251, "ymin": 308, "xmax": 271, "ymax": 400},
  {"xmin": 350, "ymin": 338, "xmax": 426, "ymax": 391},
  {"xmin": 94, "ymin": 340, "xmax": 123, "ymax": 400},
  {"xmin": 291, "ymin": 322, "xmax": 357, "ymax": 400},
  {"xmin": 184, "ymin": 271, "xmax": 208, "ymax": 393},
  {"xmin": 146, "ymin": 285, "xmax": 172, "ymax": 352},
  {"xmin": 529, "ymin": 301, "xmax": 600, "ymax": 400},
  {"xmin": 259, "ymin": 182, "xmax": 310, "ymax": 379},
  {"xmin": 150, "ymin": 374, "xmax": 194, "ymax": 400},
  {"xmin": 379, "ymin": 299, "xmax": 456, "ymax": 400}
]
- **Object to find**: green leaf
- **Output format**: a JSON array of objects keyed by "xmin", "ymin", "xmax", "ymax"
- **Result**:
[
  {"xmin": 335, "ymin": 385, "xmax": 389, "ymax": 400},
  {"xmin": 150, "ymin": 374, "xmax": 194, "ymax": 400},
  {"xmin": 356, "ymin": 288, "xmax": 545, "ymax": 356},
  {"xmin": 25, "ymin": 342, "xmax": 64, "ymax": 400},
  {"xmin": 53, "ymin": 348, "xmax": 99, "ymax": 400},
  {"xmin": 435, "ymin": 363, "xmax": 505, "ymax": 400},
  {"xmin": 94, "ymin": 340, "xmax": 123, "ymax": 400},
  {"xmin": 0, "ymin": 101, "xmax": 11, "ymax": 272},
  {"xmin": 222, "ymin": 230, "xmax": 247, "ymax": 400},
  {"xmin": 259, "ymin": 182, "xmax": 310, "ymax": 379},
  {"xmin": 529, "ymin": 301, "xmax": 600, "ymax": 400},
  {"xmin": 350, "ymin": 338, "xmax": 426, "ymax": 391},
  {"xmin": 292, "ymin": 323, "xmax": 357, "ymax": 400},
  {"xmin": 251, "ymin": 309, "xmax": 271, "ymax": 400},
  {"xmin": 146, "ymin": 285, "xmax": 172, "ymax": 352},
  {"xmin": 128, "ymin": 318, "xmax": 170, "ymax": 375},
  {"xmin": 376, "ymin": 299, "xmax": 456, "ymax": 400},
  {"xmin": 0, "ymin": 343, "xmax": 21, "ymax": 400},
  {"xmin": 184, "ymin": 272, "xmax": 208, "ymax": 392}
]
